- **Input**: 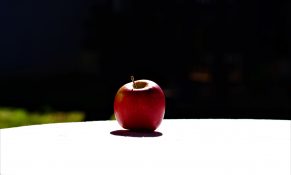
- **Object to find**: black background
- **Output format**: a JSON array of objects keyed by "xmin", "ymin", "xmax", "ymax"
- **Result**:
[{"xmin": 0, "ymin": 0, "xmax": 290, "ymax": 120}]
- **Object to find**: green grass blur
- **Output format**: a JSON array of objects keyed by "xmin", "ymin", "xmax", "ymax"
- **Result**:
[{"xmin": 0, "ymin": 107, "xmax": 85, "ymax": 129}]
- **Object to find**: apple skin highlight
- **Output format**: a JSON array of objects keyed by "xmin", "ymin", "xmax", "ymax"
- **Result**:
[{"xmin": 114, "ymin": 79, "xmax": 165, "ymax": 131}]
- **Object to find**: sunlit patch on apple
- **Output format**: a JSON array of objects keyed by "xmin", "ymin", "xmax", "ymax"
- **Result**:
[{"xmin": 115, "ymin": 92, "xmax": 124, "ymax": 103}]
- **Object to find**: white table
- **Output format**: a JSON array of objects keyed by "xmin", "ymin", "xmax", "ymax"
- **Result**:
[{"xmin": 0, "ymin": 119, "xmax": 290, "ymax": 175}]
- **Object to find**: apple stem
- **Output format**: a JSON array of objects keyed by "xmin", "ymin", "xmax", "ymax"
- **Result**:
[{"xmin": 131, "ymin": 75, "xmax": 136, "ymax": 89}]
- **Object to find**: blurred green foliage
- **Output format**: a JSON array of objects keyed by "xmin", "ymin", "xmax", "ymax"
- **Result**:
[
  {"xmin": 110, "ymin": 114, "xmax": 116, "ymax": 120},
  {"xmin": 0, "ymin": 107, "xmax": 85, "ymax": 129}
]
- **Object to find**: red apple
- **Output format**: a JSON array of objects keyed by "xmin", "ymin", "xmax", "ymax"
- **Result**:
[{"xmin": 114, "ymin": 77, "xmax": 165, "ymax": 131}]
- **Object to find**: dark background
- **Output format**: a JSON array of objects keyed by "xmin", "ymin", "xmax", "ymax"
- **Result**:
[{"xmin": 0, "ymin": 0, "xmax": 290, "ymax": 120}]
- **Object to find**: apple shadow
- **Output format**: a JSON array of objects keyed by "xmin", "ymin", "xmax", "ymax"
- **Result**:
[{"xmin": 110, "ymin": 130, "xmax": 163, "ymax": 137}]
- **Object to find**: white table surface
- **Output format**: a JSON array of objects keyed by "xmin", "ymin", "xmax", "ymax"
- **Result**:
[{"xmin": 0, "ymin": 119, "xmax": 290, "ymax": 175}]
